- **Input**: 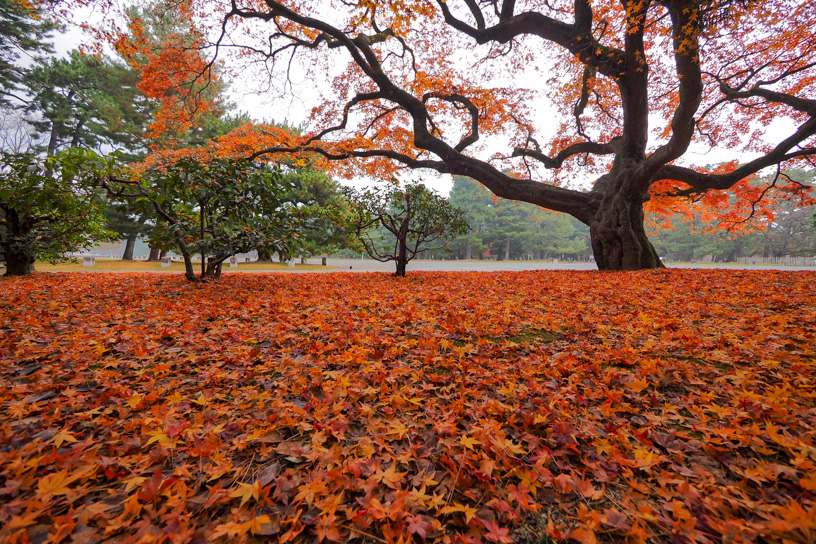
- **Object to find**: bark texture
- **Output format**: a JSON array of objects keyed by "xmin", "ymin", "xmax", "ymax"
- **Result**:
[
  {"xmin": 3, "ymin": 249, "xmax": 34, "ymax": 276},
  {"xmin": 590, "ymin": 192, "xmax": 663, "ymax": 270},
  {"xmin": 122, "ymin": 236, "xmax": 136, "ymax": 260}
]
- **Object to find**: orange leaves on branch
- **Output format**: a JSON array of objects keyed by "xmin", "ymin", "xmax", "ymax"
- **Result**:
[
  {"xmin": 133, "ymin": 122, "xmax": 311, "ymax": 173},
  {"xmin": 113, "ymin": 8, "xmax": 217, "ymax": 144},
  {"xmin": 646, "ymin": 162, "xmax": 816, "ymax": 234},
  {"xmin": 1, "ymin": 270, "xmax": 815, "ymax": 542}
]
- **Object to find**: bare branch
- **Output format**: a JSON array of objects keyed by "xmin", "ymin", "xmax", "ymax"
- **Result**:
[
  {"xmin": 512, "ymin": 137, "xmax": 620, "ymax": 169},
  {"xmin": 422, "ymin": 93, "xmax": 480, "ymax": 152}
]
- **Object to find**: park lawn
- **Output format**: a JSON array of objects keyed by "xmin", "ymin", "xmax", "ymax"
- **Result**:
[
  {"xmin": 31, "ymin": 258, "xmax": 332, "ymax": 273},
  {"xmin": 0, "ymin": 270, "xmax": 814, "ymax": 544}
]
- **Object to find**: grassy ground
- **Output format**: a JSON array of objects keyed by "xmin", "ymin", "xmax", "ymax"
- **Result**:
[{"xmin": 29, "ymin": 258, "xmax": 333, "ymax": 273}]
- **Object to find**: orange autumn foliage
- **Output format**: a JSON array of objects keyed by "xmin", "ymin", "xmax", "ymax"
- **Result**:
[
  {"xmin": 111, "ymin": 8, "xmax": 217, "ymax": 145},
  {"xmin": 133, "ymin": 122, "xmax": 311, "ymax": 173},
  {"xmin": 1, "ymin": 270, "xmax": 815, "ymax": 543}
]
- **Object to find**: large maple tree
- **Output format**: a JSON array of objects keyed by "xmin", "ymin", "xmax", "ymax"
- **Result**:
[{"xmin": 97, "ymin": 0, "xmax": 815, "ymax": 270}]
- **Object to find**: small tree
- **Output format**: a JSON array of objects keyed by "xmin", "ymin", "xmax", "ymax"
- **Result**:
[
  {"xmin": 343, "ymin": 181, "xmax": 468, "ymax": 277},
  {"xmin": 0, "ymin": 149, "xmax": 115, "ymax": 276},
  {"xmin": 104, "ymin": 158, "xmax": 297, "ymax": 281}
]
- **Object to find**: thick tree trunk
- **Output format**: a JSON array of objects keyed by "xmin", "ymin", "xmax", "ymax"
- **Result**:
[
  {"xmin": 205, "ymin": 257, "xmax": 224, "ymax": 279},
  {"xmin": 2, "ymin": 209, "xmax": 35, "ymax": 275},
  {"xmin": 590, "ymin": 190, "xmax": 664, "ymax": 271},
  {"xmin": 122, "ymin": 235, "xmax": 136, "ymax": 260},
  {"xmin": 465, "ymin": 244, "xmax": 472, "ymax": 260},
  {"xmin": 257, "ymin": 248, "xmax": 273, "ymax": 262},
  {"xmin": 148, "ymin": 247, "xmax": 161, "ymax": 261},
  {"xmin": 4, "ymin": 249, "xmax": 34, "ymax": 276}
]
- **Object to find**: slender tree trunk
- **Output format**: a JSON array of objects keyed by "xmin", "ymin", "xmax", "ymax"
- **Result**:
[
  {"xmin": 181, "ymin": 256, "xmax": 197, "ymax": 281},
  {"xmin": 176, "ymin": 244, "xmax": 197, "ymax": 281},
  {"xmin": 162, "ymin": 225, "xmax": 197, "ymax": 281},
  {"xmin": 395, "ymin": 236, "xmax": 408, "ymax": 277},
  {"xmin": 465, "ymin": 244, "xmax": 472, "ymax": 260},
  {"xmin": 122, "ymin": 235, "xmax": 137, "ymax": 260},
  {"xmin": 70, "ymin": 120, "xmax": 86, "ymax": 148},
  {"xmin": 46, "ymin": 127, "xmax": 59, "ymax": 157},
  {"xmin": 199, "ymin": 203, "xmax": 205, "ymax": 278},
  {"xmin": 504, "ymin": 236, "xmax": 510, "ymax": 261},
  {"xmin": 589, "ymin": 189, "xmax": 663, "ymax": 270}
]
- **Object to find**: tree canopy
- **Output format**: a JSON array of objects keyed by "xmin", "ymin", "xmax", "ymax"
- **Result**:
[
  {"xmin": 0, "ymin": 148, "xmax": 116, "ymax": 275},
  {"xmin": 102, "ymin": 157, "xmax": 298, "ymax": 281},
  {"xmin": 70, "ymin": 0, "xmax": 816, "ymax": 270},
  {"xmin": 23, "ymin": 50, "xmax": 151, "ymax": 157}
]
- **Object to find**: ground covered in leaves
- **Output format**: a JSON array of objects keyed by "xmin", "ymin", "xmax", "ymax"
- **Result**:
[{"xmin": 1, "ymin": 270, "xmax": 815, "ymax": 544}]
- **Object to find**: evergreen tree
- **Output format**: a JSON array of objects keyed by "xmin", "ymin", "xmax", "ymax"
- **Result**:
[
  {"xmin": 1, "ymin": 149, "xmax": 116, "ymax": 276},
  {"xmin": 0, "ymin": 0, "xmax": 55, "ymax": 104},
  {"xmin": 279, "ymin": 166, "xmax": 353, "ymax": 261},
  {"xmin": 23, "ymin": 50, "xmax": 152, "ymax": 157},
  {"xmin": 344, "ymin": 181, "xmax": 468, "ymax": 276},
  {"xmin": 448, "ymin": 176, "xmax": 589, "ymax": 260}
]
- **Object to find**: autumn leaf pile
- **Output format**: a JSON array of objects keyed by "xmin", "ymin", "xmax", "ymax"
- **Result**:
[{"xmin": 1, "ymin": 270, "xmax": 815, "ymax": 544}]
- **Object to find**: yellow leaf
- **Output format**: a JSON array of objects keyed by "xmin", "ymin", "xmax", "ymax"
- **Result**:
[
  {"xmin": 373, "ymin": 464, "xmax": 407, "ymax": 488},
  {"xmin": 122, "ymin": 475, "xmax": 146, "ymax": 493},
  {"xmin": 82, "ymin": 501, "xmax": 114, "ymax": 519},
  {"xmin": 493, "ymin": 436, "xmax": 525, "ymax": 455},
  {"xmin": 145, "ymin": 429, "xmax": 171, "ymax": 447},
  {"xmin": 387, "ymin": 421, "xmax": 409, "ymax": 439},
  {"xmin": 7, "ymin": 511, "xmax": 42, "ymax": 529},
  {"xmin": 242, "ymin": 515, "xmax": 273, "ymax": 535},
  {"xmin": 459, "ymin": 435, "xmax": 480, "ymax": 450},
  {"xmin": 51, "ymin": 430, "xmax": 78, "ymax": 448},
  {"xmin": 37, "ymin": 470, "xmax": 74, "ymax": 497},
  {"xmin": 440, "ymin": 502, "xmax": 478, "ymax": 523},
  {"xmin": 230, "ymin": 481, "xmax": 260, "ymax": 506},
  {"xmin": 626, "ymin": 378, "xmax": 649, "ymax": 393}
]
